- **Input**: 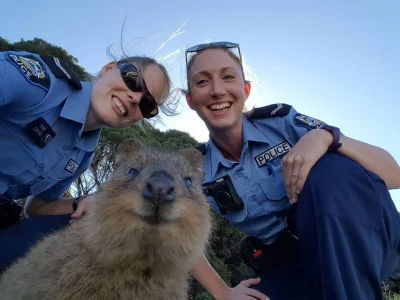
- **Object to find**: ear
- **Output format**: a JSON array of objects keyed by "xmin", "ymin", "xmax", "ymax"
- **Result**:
[
  {"xmin": 116, "ymin": 138, "xmax": 143, "ymax": 161},
  {"xmin": 244, "ymin": 81, "xmax": 251, "ymax": 101},
  {"xmin": 186, "ymin": 93, "xmax": 195, "ymax": 110},
  {"xmin": 100, "ymin": 61, "xmax": 116, "ymax": 77},
  {"xmin": 179, "ymin": 148, "xmax": 204, "ymax": 172}
]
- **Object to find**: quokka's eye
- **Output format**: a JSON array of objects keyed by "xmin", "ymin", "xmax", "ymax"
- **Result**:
[
  {"xmin": 128, "ymin": 168, "xmax": 140, "ymax": 178},
  {"xmin": 184, "ymin": 177, "xmax": 192, "ymax": 187}
]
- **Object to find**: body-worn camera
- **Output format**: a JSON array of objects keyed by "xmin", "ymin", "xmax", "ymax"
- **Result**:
[{"xmin": 202, "ymin": 174, "xmax": 244, "ymax": 215}]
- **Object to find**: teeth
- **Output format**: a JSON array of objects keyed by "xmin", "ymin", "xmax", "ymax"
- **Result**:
[
  {"xmin": 112, "ymin": 96, "xmax": 127, "ymax": 115},
  {"xmin": 209, "ymin": 102, "xmax": 231, "ymax": 111}
]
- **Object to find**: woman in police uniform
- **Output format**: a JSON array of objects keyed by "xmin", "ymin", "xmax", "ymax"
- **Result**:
[
  {"xmin": 0, "ymin": 50, "xmax": 172, "ymax": 271},
  {"xmin": 183, "ymin": 42, "xmax": 400, "ymax": 300}
]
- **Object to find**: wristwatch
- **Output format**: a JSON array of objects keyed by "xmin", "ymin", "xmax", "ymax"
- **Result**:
[
  {"xmin": 320, "ymin": 124, "xmax": 342, "ymax": 151},
  {"xmin": 72, "ymin": 197, "xmax": 79, "ymax": 212}
]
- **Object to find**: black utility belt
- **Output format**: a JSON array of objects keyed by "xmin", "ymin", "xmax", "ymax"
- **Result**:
[
  {"xmin": 0, "ymin": 201, "xmax": 22, "ymax": 229},
  {"xmin": 240, "ymin": 229, "xmax": 300, "ymax": 275}
]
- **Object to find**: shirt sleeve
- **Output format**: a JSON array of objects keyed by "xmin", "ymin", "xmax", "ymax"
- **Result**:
[
  {"xmin": 284, "ymin": 107, "xmax": 328, "ymax": 145},
  {"xmin": 0, "ymin": 52, "xmax": 47, "ymax": 110}
]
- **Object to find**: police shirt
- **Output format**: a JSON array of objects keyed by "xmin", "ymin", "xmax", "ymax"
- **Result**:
[
  {"xmin": 0, "ymin": 51, "xmax": 101, "ymax": 201},
  {"xmin": 201, "ymin": 103, "xmax": 328, "ymax": 244}
]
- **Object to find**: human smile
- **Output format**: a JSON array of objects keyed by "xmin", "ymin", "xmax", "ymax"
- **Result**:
[
  {"xmin": 112, "ymin": 96, "xmax": 128, "ymax": 116},
  {"xmin": 208, "ymin": 102, "xmax": 232, "ymax": 112}
]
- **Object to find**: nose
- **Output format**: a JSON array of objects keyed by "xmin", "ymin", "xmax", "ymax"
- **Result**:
[
  {"xmin": 127, "ymin": 91, "xmax": 144, "ymax": 104},
  {"xmin": 143, "ymin": 170, "xmax": 176, "ymax": 206},
  {"xmin": 210, "ymin": 79, "xmax": 225, "ymax": 98}
]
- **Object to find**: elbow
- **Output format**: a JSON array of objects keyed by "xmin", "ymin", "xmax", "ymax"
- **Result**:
[
  {"xmin": 385, "ymin": 167, "xmax": 400, "ymax": 190},
  {"xmin": 23, "ymin": 195, "xmax": 42, "ymax": 218},
  {"xmin": 23, "ymin": 196, "xmax": 34, "ymax": 218},
  {"xmin": 394, "ymin": 167, "xmax": 400, "ymax": 189}
]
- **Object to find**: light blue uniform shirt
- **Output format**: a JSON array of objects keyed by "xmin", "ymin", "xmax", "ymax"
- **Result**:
[
  {"xmin": 0, "ymin": 51, "xmax": 101, "ymax": 201},
  {"xmin": 202, "ymin": 105, "xmax": 326, "ymax": 244}
]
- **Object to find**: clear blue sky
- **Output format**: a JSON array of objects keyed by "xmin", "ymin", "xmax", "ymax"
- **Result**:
[{"xmin": 1, "ymin": 0, "xmax": 399, "ymax": 207}]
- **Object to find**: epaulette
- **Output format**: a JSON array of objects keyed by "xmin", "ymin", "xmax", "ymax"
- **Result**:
[
  {"xmin": 40, "ymin": 56, "xmax": 82, "ymax": 90},
  {"xmin": 195, "ymin": 143, "xmax": 207, "ymax": 155},
  {"xmin": 249, "ymin": 103, "xmax": 292, "ymax": 120}
]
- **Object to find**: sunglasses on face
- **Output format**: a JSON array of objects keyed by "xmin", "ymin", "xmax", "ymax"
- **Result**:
[
  {"xmin": 185, "ymin": 41, "xmax": 243, "ymax": 67},
  {"xmin": 117, "ymin": 62, "xmax": 159, "ymax": 119}
]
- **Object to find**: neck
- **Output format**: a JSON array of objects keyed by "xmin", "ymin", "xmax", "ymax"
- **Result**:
[
  {"xmin": 209, "ymin": 120, "xmax": 243, "ymax": 162},
  {"xmin": 83, "ymin": 105, "xmax": 103, "ymax": 132}
]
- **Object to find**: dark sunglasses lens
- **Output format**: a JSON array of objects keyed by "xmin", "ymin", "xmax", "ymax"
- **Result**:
[
  {"xmin": 139, "ymin": 95, "xmax": 158, "ymax": 119},
  {"xmin": 119, "ymin": 63, "xmax": 158, "ymax": 119},
  {"xmin": 119, "ymin": 64, "xmax": 142, "ymax": 92}
]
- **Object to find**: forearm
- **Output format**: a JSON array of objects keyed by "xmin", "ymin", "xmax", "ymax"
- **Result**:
[
  {"xmin": 189, "ymin": 253, "xmax": 229, "ymax": 300},
  {"xmin": 24, "ymin": 195, "xmax": 74, "ymax": 217},
  {"xmin": 338, "ymin": 135, "xmax": 400, "ymax": 189}
]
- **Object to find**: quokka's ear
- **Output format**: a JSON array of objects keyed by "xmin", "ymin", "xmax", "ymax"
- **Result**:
[
  {"xmin": 116, "ymin": 139, "xmax": 143, "ymax": 162},
  {"xmin": 179, "ymin": 148, "xmax": 205, "ymax": 173}
]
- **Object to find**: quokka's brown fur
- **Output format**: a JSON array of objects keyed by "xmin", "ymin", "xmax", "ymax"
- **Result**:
[{"xmin": 0, "ymin": 139, "xmax": 212, "ymax": 300}]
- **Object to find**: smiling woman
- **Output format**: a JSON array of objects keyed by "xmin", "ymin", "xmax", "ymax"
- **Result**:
[
  {"xmin": 182, "ymin": 41, "xmax": 400, "ymax": 300},
  {"xmin": 0, "ymin": 48, "xmax": 176, "ymax": 272}
]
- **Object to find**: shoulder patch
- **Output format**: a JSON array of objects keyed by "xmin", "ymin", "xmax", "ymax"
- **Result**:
[
  {"xmin": 293, "ymin": 113, "xmax": 325, "ymax": 130},
  {"xmin": 195, "ymin": 143, "xmax": 207, "ymax": 155},
  {"xmin": 249, "ymin": 103, "xmax": 292, "ymax": 120},
  {"xmin": 7, "ymin": 53, "xmax": 50, "ymax": 91},
  {"xmin": 40, "ymin": 56, "xmax": 82, "ymax": 90}
]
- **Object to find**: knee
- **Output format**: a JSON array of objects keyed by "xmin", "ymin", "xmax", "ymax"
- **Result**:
[
  {"xmin": 297, "ymin": 152, "xmax": 380, "ymax": 226},
  {"xmin": 306, "ymin": 152, "xmax": 369, "ymax": 192}
]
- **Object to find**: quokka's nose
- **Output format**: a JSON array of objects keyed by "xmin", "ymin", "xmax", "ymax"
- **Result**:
[{"xmin": 143, "ymin": 170, "xmax": 176, "ymax": 206}]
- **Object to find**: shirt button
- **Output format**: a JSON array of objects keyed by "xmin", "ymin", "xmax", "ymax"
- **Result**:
[
  {"xmin": 63, "ymin": 146, "xmax": 70, "ymax": 152},
  {"xmin": 238, "ymin": 172, "xmax": 243, "ymax": 177}
]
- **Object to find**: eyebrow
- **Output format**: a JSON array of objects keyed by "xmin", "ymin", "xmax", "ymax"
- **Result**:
[{"xmin": 192, "ymin": 67, "xmax": 239, "ymax": 78}]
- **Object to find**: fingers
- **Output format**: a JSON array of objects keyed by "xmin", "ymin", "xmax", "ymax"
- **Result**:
[
  {"xmin": 244, "ymin": 287, "xmax": 270, "ymax": 300},
  {"xmin": 240, "ymin": 278, "xmax": 261, "ymax": 287},
  {"xmin": 282, "ymin": 154, "xmax": 292, "ymax": 200},
  {"xmin": 71, "ymin": 202, "xmax": 86, "ymax": 219},
  {"xmin": 283, "ymin": 152, "xmax": 302, "ymax": 204},
  {"xmin": 239, "ymin": 278, "xmax": 270, "ymax": 300},
  {"xmin": 289, "ymin": 157, "xmax": 302, "ymax": 204},
  {"xmin": 295, "ymin": 161, "xmax": 312, "ymax": 199}
]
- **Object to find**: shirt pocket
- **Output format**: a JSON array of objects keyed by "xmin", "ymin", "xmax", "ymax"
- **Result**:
[{"xmin": 257, "ymin": 166, "xmax": 289, "ymax": 213}]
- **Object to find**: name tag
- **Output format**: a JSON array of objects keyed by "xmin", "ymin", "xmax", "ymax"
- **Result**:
[
  {"xmin": 254, "ymin": 142, "xmax": 291, "ymax": 167},
  {"xmin": 25, "ymin": 117, "xmax": 56, "ymax": 148}
]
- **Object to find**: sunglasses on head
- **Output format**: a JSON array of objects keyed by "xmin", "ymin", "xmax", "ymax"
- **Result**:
[
  {"xmin": 185, "ymin": 41, "xmax": 243, "ymax": 66},
  {"xmin": 117, "ymin": 62, "xmax": 159, "ymax": 119}
]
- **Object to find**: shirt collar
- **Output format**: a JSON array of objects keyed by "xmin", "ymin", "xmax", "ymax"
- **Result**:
[
  {"xmin": 60, "ymin": 82, "xmax": 92, "ymax": 136},
  {"xmin": 206, "ymin": 115, "xmax": 271, "ymax": 178},
  {"xmin": 59, "ymin": 82, "xmax": 101, "ymax": 152},
  {"xmin": 242, "ymin": 115, "xmax": 271, "ymax": 144}
]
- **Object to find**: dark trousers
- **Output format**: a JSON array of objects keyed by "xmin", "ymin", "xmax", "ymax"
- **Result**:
[
  {"xmin": 0, "ymin": 214, "xmax": 70, "ymax": 273},
  {"xmin": 253, "ymin": 152, "xmax": 400, "ymax": 300}
]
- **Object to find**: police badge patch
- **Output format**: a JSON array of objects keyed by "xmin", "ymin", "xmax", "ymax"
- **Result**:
[
  {"xmin": 293, "ymin": 113, "xmax": 325, "ymax": 130},
  {"xmin": 7, "ymin": 53, "xmax": 50, "ymax": 90}
]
